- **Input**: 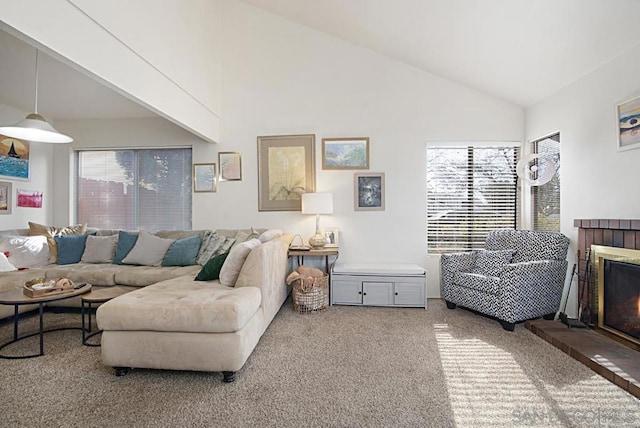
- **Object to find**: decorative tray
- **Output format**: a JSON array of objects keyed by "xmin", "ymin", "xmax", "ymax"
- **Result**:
[{"xmin": 23, "ymin": 278, "xmax": 76, "ymax": 298}]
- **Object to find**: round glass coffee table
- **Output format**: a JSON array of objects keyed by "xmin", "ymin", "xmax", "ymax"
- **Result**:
[{"xmin": 0, "ymin": 283, "xmax": 91, "ymax": 359}]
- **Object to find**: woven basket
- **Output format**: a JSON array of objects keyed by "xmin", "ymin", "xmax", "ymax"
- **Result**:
[{"xmin": 292, "ymin": 274, "xmax": 329, "ymax": 314}]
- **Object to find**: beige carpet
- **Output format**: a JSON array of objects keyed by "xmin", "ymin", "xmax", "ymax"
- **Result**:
[{"xmin": 1, "ymin": 299, "xmax": 639, "ymax": 427}]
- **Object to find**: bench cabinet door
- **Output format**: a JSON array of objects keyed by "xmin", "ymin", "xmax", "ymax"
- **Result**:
[
  {"xmin": 394, "ymin": 282, "xmax": 425, "ymax": 306},
  {"xmin": 362, "ymin": 282, "xmax": 393, "ymax": 306},
  {"xmin": 331, "ymin": 278, "xmax": 362, "ymax": 304}
]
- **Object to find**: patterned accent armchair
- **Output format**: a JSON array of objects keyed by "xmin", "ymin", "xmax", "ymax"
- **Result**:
[{"xmin": 440, "ymin": 229, "xmax": 569, "ymax": 331}]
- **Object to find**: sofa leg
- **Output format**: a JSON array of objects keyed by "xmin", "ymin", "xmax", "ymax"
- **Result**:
[
  {"xmin": 542, "ymin": 312, "xmax": 556, "ymax": 320},
  {"xmin": 114, "ymin": 367, "xmax": 130, "ymax": 377},
  {"xmin": 445, "ymin": 300, "xmax": 456, "ymax": 310},
  {"xmin": 222, "ymin": 371, "xmax": 237, "ymax": 383},
  {"xmin": 499, "ymin": 320, "xmax": 515, "ymax": 331}
]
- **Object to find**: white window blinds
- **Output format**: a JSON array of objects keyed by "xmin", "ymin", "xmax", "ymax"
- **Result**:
[
  {"xmin": 76, "ymin": 148, "xmax": 192, "ymax": 231},
  {"xmin": 427, "ymin": 145, "xmax": 519, "ymax": 253},
  {"xmin": 532, "ymin": 134, "xmax": 560, "ymax": 232}
]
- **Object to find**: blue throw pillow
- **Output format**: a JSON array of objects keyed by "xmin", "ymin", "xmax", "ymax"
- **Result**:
[
  {"xmin": 162, "ymin": 234, "xmax": 202, "ymax": 266},
  {"xmin": 55, "ymin": 234, "xmax": 93, "ymax": 265},
  {"xmin": 112, "ymin": 231, "xmax": 138, "ymax": 265}
]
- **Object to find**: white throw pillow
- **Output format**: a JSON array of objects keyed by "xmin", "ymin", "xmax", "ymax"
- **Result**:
[
  {"xmin": 0, "ymin": 252, "xmax": 17, "ymax": 272},
  {"xmin": 81, "ymin": 234, "xmax": 118, "ymax": 264},
  {"xmin": 219, "ymin": 238, "xmax": 262, "ymax": 287},
  {"xmin": 0, "ymin": 235, "xmax": 50, "ymax": 268},
  {"xmin": 258, "ymin": 229, "xmax": 282, "ymax": 243},
  {"xmin": 122, "ymin": 231, "xmax": 174, "ymax": 266}
]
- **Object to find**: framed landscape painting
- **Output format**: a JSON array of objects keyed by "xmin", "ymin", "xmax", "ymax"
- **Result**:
[
  {"xmin": 0, "ymin": 136, "xmax": 30, "ymax": 180},
  {"xmin": 322, "ymin": 137, "xmax": 369, "ymax": 169},
  {"xmin": 617, "ymin": 95, "xmax": 640, "ymax": 151},
  {"xmin": 258, "ymin": 134, "xmax": 315, "ymax": 211},
  {"xmin": 354, "ymin": 172, "xmax": 385, "ymax": 211}
]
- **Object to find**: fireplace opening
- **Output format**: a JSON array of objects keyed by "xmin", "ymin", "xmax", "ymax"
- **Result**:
[{"xmin": 599, "ymin": 259, "xmax": 640, "ymax": 347}]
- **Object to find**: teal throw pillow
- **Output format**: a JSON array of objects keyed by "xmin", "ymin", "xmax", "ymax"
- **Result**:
[
  {"xmin": 162, "ymin": 234, "xmax": 202, "ymax": 266},
  {"xmin": 55, "ymin": 233, "xmax": 94, "ymax": 265},
  {"xmin": 195, "ymin": 253, "xmax": 229, "ymax": 281},
  {"xmin": 112, "ymin": 231, "xmax": 138, "ymax": 265}
]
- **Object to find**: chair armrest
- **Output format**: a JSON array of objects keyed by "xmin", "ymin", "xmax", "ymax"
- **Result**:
[
  {"xmin": 440, "ymin": 251, "xmax": 477, "ymax": 299},
  {"xmin": 499, "ymin": 259, "xmax": 568, "ymax": 318}
]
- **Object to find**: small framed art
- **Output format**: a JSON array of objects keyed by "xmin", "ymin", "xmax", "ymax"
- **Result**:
[
  {"xmin": 321, "ymin": 227, "xmax": 339, "ymax": 247},
  {"xmin": 218, "ymin": 152, "xmax": 242, "ymax": 181},
  {"xmin": 617, "ymin": 95, "xmax": 640, "ymax": 151},
  {"xmin": 322, "ymin": 137, "xmax": 369, "ymax": 169},
  {"xmin": 0, "ymin": 181, "xmax": 11, "ymax": 214},
  {"xmin": 354, "ymin": 172, "xmax": 385, "ymax": 211},
  {"xmin": 16, "ymin": 189, "xmax": 42, "ymax": 208},
  {"xmin": 193, "ymin": 163, "xmax": 217, "ymax": 193}
]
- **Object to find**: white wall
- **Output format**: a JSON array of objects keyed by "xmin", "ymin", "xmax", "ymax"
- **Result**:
[
  {"xmin": 0, "ymin": 102, "xmax": 53, "ymax": 229},
  {"xmin": 526, "ymin": 43, "xmax": 640, "ymax": 315},
  {"xmin": 212, "ymin": 0, "xmax": 524, "ymax": 297},
  {"xmin": 0, "ymin": 0, "xmax": 221, "ymax": 143}
]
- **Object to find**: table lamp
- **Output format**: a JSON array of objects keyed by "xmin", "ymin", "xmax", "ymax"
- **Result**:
[{"xmin": 301, "ymin": 192, "xmax": 333, "ymax": 249}]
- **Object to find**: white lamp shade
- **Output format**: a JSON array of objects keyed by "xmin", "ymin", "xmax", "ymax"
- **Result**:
[
  {"xmin": 302, "ymin": 192, "xmax": 333, "ymax": 214},
  {"xmin": 0, "ymin": 114, "xmax": 73, "ymax": 143}
]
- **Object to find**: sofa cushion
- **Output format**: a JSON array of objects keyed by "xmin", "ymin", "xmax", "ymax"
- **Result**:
[
  {"xmin": 113, "ymin": 231, "xmax": 138, "ymax": 264},
  {"xmin": 195, "ymin": 253, "xmax": 229, "ymax": 281},
  {"xmin": 122, "ymin": 231, "xmax": 174, "ymax": 266},
  {"xmin": 219, "ymin": 238, "xmax": 261, "ymax": 287},
  {"xmin": 97, "ymin": 277, "xmax": 262, "ymax": 333},
  {"xmin": 55, "ymin": 234, "xmax": 93, "ymax": 265},
  {"xmin": 453, "ymin": 271, "xmax": 501, "ymax": 295},
  {"xmin": 113, "ymin": 264, "xmax": 201, "ymax": 287},
  {"xmin": 28, "ymin": 221, "xmax": 86, "ymax": 263},
  {"xmin": 0, "ymin": 235, "xmax": 50, "ymax": 268},
  {"xmin": 472, "ymin": 249, "xmax": 515, "ymax": 277},
  {"xmin": 44, "ymin": 263, "xmax": 119, "ymax": 286},
  {"xmin": 82, "ymin": 234, "xmax": 118, "ymax": 264},
  {"xmin": 162, "ymin": 234, "xmax": 201, "ymax": 267}
]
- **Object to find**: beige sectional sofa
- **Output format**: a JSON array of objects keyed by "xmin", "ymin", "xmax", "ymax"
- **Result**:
[{"xmin": 0, "ymin": 227, "xmax": 292, "ymax": 382}]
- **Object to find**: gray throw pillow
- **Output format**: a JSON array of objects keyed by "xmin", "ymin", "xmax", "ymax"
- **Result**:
[
  {"xmin": 81, "ymin": 234, "xmax": 118, "ymax": 264},
  {"xmin": 122, "ymin": 231, "xmax": 175, "ymax": 266}
]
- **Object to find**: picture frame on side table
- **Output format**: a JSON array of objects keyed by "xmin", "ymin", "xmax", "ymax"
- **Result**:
[
  {"xmin": 218, "ymin": 152, "xmax": 242, "ymax": 181},
  {"xmin": 354, "ymin": 172, "xmax": 385, "ymax": 211},
  {"xmin": 0, "ymin": 181, "xmax": 11, "ymax": 214},
  {"xmin": 616, "ymin": 94, "xmax": 640, "ymax": 151},
  {"xmin": 193, "ymin": 163, "xmax": 217, "ymax": 193},
  {"xmin": 322, "ymin": 137, "xmax": 369, "ymax": 169},
  {"xmin": 257, "ymin": 134, "xmax": 315, "ymax": 211},
  {"xmin": 321, "ymin": 227, "xmax": 339, "ymax": 247}
]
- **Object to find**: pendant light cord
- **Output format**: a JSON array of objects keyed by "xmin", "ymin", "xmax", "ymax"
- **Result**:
[{"xmin": 34, "ymin": 49, "xmax": 39, "ymax": 114}]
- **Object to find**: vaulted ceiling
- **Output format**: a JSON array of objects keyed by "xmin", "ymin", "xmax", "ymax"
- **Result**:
[{"xmin": 2, "ymin": 0, "xmax": 640, "ymax": 123}]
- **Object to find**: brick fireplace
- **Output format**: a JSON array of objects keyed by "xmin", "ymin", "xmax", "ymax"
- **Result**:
[{"xmin": 574, "ymin": 218, "xmax": 640, "ymax": 329}]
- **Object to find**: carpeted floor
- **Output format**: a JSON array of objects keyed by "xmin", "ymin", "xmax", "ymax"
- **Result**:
[{"xmin": 1, "ymin": 299, "xmax": 639, "ymax": 427}]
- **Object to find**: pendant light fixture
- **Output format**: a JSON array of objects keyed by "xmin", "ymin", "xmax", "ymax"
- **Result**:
[{"xmin": 0, "ymin": 49, "xmax": 73, "ymax": 143}]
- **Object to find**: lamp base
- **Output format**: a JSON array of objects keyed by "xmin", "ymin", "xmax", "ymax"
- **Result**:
[{"xmin": 308, "ymin": 233, "xmax": 327, "ymax": 249}]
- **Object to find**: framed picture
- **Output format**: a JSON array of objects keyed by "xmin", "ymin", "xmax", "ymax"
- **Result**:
[
  {"xmin": 218, "ymin": 152, "xmax": 242, "ymax": 181},
  {"xmin": 16, "ymin": 189, "xmax": 42, "ymax": 208},
  {"xmin": 321, "ymin": 227, "xmax": 339, "ymax": 247},
  {"xmin": 0, "ymin": 136, "xmax": 30, "ymax": 181},
  {"xmin": 193, "ymin": 163, "xmax": 217, "ymax": 193},
  {"xmin": 257, "ymin": 134, "xmax": 316, "ymax": 211},
  {"xmin": 617, "ymin": 95, "xmax": 640, "ymax": 151},
  {"xmin": 354, "ymin": 172, "xmax": 385, "ymax": 211},
  {"xmin": 322, "ymin": 137, "xmax": 369, "ymax": 169},
  {"xmin": 0, "ymin": 181, "xmax": 11, "ymax": 214}
]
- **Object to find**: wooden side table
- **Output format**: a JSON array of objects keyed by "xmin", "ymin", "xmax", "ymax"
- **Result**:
[{"xmin": 288, "ymin": 247, "xmax": 339, "ymax": 273}]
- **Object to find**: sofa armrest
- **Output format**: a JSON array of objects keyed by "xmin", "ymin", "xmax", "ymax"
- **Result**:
[
  {"xmin": 235, "ymin": 234, "xmax": 292, "ymax": 322},
  {"xmin": 499, "ymin": 259, "xmax": 568, "ymax": 318},
  {"xmin": 440, "ymin": 251, "xmax": 477, "ymax": 300}
]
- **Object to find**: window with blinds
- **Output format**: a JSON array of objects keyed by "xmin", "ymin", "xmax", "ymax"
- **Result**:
[
  {"xmin": 532, "ymin": 133, "xmax": 560, "ymax": 232},
  {"xmin": 76, "ymin": 148, "xmax": 192, "ymax": 231},
  {"xmin": 427, "ymin": 145, "xmax": 519, "ymax": 253}
]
